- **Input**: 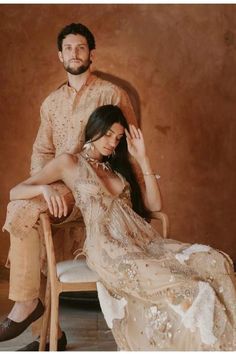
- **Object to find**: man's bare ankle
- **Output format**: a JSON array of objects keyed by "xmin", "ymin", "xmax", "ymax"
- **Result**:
[
  {"xmin": 8, "ymin": 298, "xmax": 39, "ymax": 322},
  {"xmin": 20, "ymin": 298, "xmax": 38, "ymax": 307}
]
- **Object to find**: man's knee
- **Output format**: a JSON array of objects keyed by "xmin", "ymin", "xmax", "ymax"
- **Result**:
[
  {"xmin": 3, "ymin": 197, "xmax": 47, "ymax": 235},
  {"xmin": 3, "ymin": 183, "xmax": 73, "ymax": 235}
]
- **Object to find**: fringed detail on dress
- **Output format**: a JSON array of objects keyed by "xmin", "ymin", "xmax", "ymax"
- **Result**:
[
  {"xmin": 175, "ymin": 244, "xmax": 211, "ymax": 264},
  {"xmin": 97, "ymin": 281, "xmax": 127, "ymax": 329},
  {"xmin": 168, "ymin": 281, "xmax": 218, "ymax": 345},
  {"xmin": 73, "ymin": 248, "xmax": 87, "ymax": 260}
]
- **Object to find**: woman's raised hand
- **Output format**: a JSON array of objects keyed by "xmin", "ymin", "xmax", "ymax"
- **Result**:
[
  {"xmin": 41, "ymin": 185, "xmax": 68, "ymax": 218},
  {"xmin": 125, "ymin": 124, "xmax": 147, "ymax": 161}
]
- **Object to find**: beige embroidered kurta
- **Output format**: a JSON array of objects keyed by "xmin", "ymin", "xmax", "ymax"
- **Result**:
[
  {"xmin": 31, "ymin": 74, "xmax": 137, "ymax": 175},
  {"xmin": 4, "ymin": 74, "xmax": 137, "ymax": 237},
  {"xmin": 3, "ymin": 74, "xmax": 138, "ymax": 300}
]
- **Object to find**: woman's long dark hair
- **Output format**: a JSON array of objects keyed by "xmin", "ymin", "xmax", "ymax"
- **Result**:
[{"xmin": 84, "ymin": 104, "xmax": 150, "ymax": 218}]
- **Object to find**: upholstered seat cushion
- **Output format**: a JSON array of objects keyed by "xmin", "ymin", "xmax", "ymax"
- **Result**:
[{"xmin": 57, "ymin": 259, "xmax": 99, "ymax": 283}]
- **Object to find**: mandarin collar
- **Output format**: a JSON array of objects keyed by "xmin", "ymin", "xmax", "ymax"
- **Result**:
[{"xmin": 65, "ymin": 73, "xmax": 97, "ymax": 93}]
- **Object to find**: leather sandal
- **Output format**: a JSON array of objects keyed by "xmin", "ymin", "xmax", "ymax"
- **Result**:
[{"xmin": 17, "ymin": 331, "xmax": 67, "ymax": 351}]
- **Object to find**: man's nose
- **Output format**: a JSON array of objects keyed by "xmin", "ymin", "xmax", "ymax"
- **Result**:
[{"xmin": 71, "ymin": 47, "xmax": 79, "ymax": 58}]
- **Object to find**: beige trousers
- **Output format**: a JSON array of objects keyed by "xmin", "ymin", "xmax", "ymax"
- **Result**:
[
  {"xmin": 4, "ymin": 184, "xmax": 84, "ymax": 335},
  {"xmin": 8, "ymin": 228, "xmax": 41, "ymax": 301}
]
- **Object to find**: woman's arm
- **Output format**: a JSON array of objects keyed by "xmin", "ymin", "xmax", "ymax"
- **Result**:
[
  {"xmin": 125, "ymin": 125, "xmax": 162, "ymax": 211},
  {"xmin": 10, "ymin": 153, "xmax": 75, "ymax": 217}
]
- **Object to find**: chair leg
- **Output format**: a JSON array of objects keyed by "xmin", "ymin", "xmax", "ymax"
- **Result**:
[
  {"xmin": 39, "ymin": 277, "xmax": 51, "ymax": 351},
  {"xmin": 49, "ymin": 292, "xmax": 60, "ymax": 351}
]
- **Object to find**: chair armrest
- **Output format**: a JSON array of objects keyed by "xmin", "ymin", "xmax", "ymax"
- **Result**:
[
  {"xmin": 51, "ymin": 218, "xmax": 84, "ymax": 230},
  {"xmin": 150, "ymin": 211, "xmax": 169, "ymax": 239},
  {"xmin": 218, "ymin": 250, "xmax": 234, "ymax": 267}
]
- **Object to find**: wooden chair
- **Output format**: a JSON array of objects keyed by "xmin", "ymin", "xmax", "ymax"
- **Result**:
[{"xmin": 39, "ymin": 211, "xmax": 169, "ymax": 351}]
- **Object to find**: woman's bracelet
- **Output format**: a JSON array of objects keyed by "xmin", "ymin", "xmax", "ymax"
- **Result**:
[{"xmin": 143, "ymin": 172, "xmax": 161, "ymax": 179}]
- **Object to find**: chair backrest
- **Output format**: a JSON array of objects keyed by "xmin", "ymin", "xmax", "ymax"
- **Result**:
[{"xmin": 150, "ymin": 211, "xmax": 169, "ymax": 238}]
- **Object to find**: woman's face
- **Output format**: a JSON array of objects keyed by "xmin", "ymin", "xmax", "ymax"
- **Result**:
[{"xmin": 93, "ymin": 122, "xmax": 125, "ymax": 157}]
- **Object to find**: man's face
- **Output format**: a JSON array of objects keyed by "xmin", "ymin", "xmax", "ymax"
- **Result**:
[{"xmin": 58, "ymin": 34, "xmax": 93, "ymax": 75}]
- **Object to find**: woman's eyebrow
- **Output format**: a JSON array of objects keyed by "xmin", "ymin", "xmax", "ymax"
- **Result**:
[{"xmin": 109, "ymin": 128, "xmax": 124, "ymax": 136}]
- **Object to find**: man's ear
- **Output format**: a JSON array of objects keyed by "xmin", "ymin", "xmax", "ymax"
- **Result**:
[
  {"xmin": 90, "ymin": 49, "xmax": 96, "ymax": 63},
  {"xmin": 58, "ymin": 51, "xmax": 63, "ymax": 63}
]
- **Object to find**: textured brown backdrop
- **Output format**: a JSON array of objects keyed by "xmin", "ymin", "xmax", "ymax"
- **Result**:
[{"xmin": 0, "ymin": 4, "xmax": 236, "ymax": 265}]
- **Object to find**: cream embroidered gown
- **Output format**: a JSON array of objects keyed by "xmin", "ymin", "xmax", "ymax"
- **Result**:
[{"xmin": 74, "ymin": 155, "xmax": 236, "ymax": 351}]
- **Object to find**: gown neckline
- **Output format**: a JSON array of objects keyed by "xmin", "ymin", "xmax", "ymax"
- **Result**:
[{"xmin": 79, "ymin": 153, "xmax": 127, "ymax": 198}]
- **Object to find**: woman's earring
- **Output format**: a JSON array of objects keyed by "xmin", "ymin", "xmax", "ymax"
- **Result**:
[{"xmin": 83, "ymin": 140, "xmax": 94, "ymax": 151}]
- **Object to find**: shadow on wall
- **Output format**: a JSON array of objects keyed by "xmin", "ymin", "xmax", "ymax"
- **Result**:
[
  {"xmin": 55, "ymin": 70, "xmax": 141, "ymax": 125},
  {"xmin": 93, "ymin": 70, "xmax": 141, "ymax": 125}
]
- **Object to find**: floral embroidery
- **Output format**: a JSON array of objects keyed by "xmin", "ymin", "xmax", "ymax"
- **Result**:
[{"xmin": 145, "ymin": 305, "xmax": 173, "ymax": 348}]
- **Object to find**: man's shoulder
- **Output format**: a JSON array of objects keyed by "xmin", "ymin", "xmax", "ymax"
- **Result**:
[
  {"xmin": 41, "ymin": 83, "xmax": 68, "ymax": 106},
  {"xmin": 91, "ymin": 74, "xmax": 123, "ymax": 94}
]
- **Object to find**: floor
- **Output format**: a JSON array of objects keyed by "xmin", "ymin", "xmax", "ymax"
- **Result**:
[{"xmin": 0, "ymin": 267, "xmax": 117, "ymax": 351}]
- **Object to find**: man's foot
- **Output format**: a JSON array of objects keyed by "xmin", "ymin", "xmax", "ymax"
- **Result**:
[
  {"xmin": 8, "ymin": 298, "xmax": 39, "ymax": 322},
  {"xmin": 17, "ymin": 331, "xmax": 67, "ymax": 351},
  {"xmin": 0, "ymin": 299, "xmax": 44, "ymax": 342}
]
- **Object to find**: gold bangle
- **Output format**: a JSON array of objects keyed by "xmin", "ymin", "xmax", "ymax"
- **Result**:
[
  {"xmin": 143, "ymin": 172, "xmax": 154, "ymax": 175},
  {"xmin": 143, "ymin": 172, "xmax": 161, "ymax": 179}
]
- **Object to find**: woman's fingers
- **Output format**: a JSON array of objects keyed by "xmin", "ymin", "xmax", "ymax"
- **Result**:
[
  {"xmin": 51, "ymin": 195, "xmax": 68, "ymax": 218},
  {"xmin": 125, "ymin": 128, "xmax": 132, "ymax": 150},
  {"xmin": 126, "ymin": 125, "xmax": 142, "ymax": 141},
  {"xmin": 51, "ymin": 196, "xmax": 58, "ymax": 217},
  {"xmin": 56, "ymin": 195, "xmax": 68, "ymax": 218},
  {"xmin": 129, "ymin": 124, "xmax": 141, "ymax": 139},
  {"xmin": 127, "ymin": 125, "xmax": 146, "ymax": 159},
  {"xmin": 138, "ymin": 128, "xmax": 144, "ymax": 141},
  {"xmin": 56, "ymin": 195, "xmax": 64, "ymax": 218},
  {"xmin": 125, "ymin": 128, "xmax": 131, "ymax": 140},
  {"xmin": 46, "ymin": 197, "xmax": 54, "ymax": 216},
  {"xmin": 129, "ymin": 124, "xmax": 137, "ymax": 139},
  {"xmin": 62, "ymin": 196, "xmax": 68, "ymax": 217},
  {"xmin": 42, "ymin": 186, "xmax": 68, "ymax": 218}
]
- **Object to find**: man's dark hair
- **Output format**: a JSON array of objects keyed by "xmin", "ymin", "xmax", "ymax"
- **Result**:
[{"xmin": 57, "ymin": 23, "xmax": 96, "ymax": 51}]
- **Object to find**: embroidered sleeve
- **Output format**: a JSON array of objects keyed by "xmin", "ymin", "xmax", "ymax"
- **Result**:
[{"xmin": 30, "ymin": 98, "xmax": 55, "ymax": 175}]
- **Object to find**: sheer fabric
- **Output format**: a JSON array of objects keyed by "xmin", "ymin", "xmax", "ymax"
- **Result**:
[{"xmin": 73, "ymin": 155, "xmax": 236, "ymax": 351}]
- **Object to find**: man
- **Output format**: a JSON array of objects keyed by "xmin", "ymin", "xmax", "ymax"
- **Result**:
[{"xmin": 0, "ymin": 23, "xmax": 137, "ymax": 350}]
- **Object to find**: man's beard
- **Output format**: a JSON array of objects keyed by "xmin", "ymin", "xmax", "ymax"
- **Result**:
[{"xmin": 64, "ymin": 59, "xmax": 91, "ymax": 75}]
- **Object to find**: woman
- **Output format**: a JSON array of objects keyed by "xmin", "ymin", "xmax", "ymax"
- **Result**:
[{"xmin": 7, "ymin": 105, "xmax": 236, "ymax": 350}]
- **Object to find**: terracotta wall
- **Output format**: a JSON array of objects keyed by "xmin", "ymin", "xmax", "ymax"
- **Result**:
[{"xmin": 1, "ymin": 4, "xmax": 236, "ymax": 265}]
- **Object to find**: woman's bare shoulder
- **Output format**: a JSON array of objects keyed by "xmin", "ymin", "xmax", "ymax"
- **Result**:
[{"xmin": 56, "ymin": 153, "xmax": 79, "ymax": 168}]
